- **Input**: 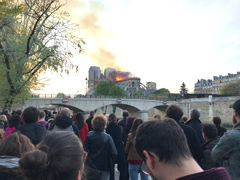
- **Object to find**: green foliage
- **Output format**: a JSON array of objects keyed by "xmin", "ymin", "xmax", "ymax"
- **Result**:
[
  {"xmin": 93, "ymin": 81, "xmax": 114, "ymax": 96},
  {"xmin": 180, "ymin": 82, "xmax": 188, "ymax": 94},
  {"xmin": 132, "ymin": 90, "xmax": 144, "ymax": 96},
  {"xmin": 109, "ymin": 86, "xmax": 127, "ymax": 96},
  {"xmin": 56, "ymin": 93, "xmax": 66, "ymax": 98},
  {"xmin": 0, "ymin": 0, "xmax": 84, "ymax": 108},
  {"xmin": 220, "ymin": 80, "xmax": 240, "ymax": 95},
  {"xmin": 153, "ymin": 88, "xmax": 170, "ymax": 95}
]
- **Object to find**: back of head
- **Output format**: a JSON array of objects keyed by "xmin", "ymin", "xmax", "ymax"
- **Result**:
[
  {"xmin": 130, "ymin": 119, "xmax": 143, "ymax": 135},
  {"xmin": 15, "ymin": 110, "xmax": 22, "ymax": 116},
  {"xmin": 233, "ymin": 99, "xmax": 240, "ymax": 116},
  {"xmin": 0, "ymin": 133, "xmax": 35, "ymax": 158},
  {"xmin": 39, "ymin": 111, "xmax": 46, "ymax": 119},
  {"xmin": 92, "ymin": 114, "xmax": 107, "ymax": 131},
  {"xmin": 75, "ymin": 112, "xmax": 85, "ymax": 129},
  {"xmin": 122, "ymin": 110, "xmax": 129, "ymax": 118},
  {"xmin": 61, "ymin": 108, "xmax": 70, "ymax": 117},
  {"xmin": 165, "ymin": 104, "xmax": 183, "ymax": 122},
  {"xmin": 9, "ymin": 114, "xmax": 21, "ymax": 128},
  {"xmin": 212, "ymin": 116, "xmax": 221, "ymax": 127},
  {"xmin": 108, "ymin": 113, "xmax": 117, "ymax": 124},
  {"xmin": 191, "ymin": 109, "xmax": 200, "ymax": 119},
  {"xmin": 0, "ymin": 114, "xmax": 7, "ymax": 121},
  {"xmin": 90, "ymin": 111, "xmax": 94, "ymax": 117},
  {"xmin": 3, "ymin": 109, "xmax": 9, "ymax": 115},
  {"xmin": 19, "ymin": 131, "xmax": 84, "ymax": 180},
  {"xmin": 23, "ymin": 106, "xmax": 40, "ymax": 123},
  {"xmin": 202, "ymin": 123, "xmax": 218, "ymax": 139},
  {"xmin": 135, "ymin": 118, "xmax": 191, "ymax": 166}
]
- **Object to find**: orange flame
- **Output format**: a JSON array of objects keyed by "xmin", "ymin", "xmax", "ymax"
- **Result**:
[{"xmin": 115, "ymin": 76, "xmax": 126, "ymax": 81}]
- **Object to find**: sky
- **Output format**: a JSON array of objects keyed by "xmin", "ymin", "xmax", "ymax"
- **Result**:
[{"xmin": 34, "ymin": 0, "xmax": 240, "ymax": 95}]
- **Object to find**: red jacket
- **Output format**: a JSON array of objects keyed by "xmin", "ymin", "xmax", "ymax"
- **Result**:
[{"xmin": 79, "ymin": 123, "xmax": 89, "ymax": 144}]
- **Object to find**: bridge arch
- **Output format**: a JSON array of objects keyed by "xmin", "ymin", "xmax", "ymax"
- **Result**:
[{"xmin": 51, "ymin": 103, "xmax": 84, "ymax": 113}]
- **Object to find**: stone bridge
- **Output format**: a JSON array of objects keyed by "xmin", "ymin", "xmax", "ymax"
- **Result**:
[{"xmin": 23, "ymin": 97, "xmax": 177, "ymax": 121}]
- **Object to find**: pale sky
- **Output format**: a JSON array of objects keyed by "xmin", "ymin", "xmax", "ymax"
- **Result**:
[{"xmin": 34, "ymin": 0, "xmax": 240, "ymax": 95}]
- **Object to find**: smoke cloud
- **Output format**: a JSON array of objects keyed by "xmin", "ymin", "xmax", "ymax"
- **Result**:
[{"xmin": 62, "ymin": 0, "xmax": 121, "ymax": 70}]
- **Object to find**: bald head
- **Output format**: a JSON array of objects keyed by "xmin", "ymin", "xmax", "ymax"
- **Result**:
[{"xmin": 61, "ymin": 108, "xmax": 71, "ymax": 117}]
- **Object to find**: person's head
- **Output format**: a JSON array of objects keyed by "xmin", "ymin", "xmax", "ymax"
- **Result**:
[
  {"xmin": 130, "ymin": 119, "xmax": 143, "ymax": 135},
  {"xmin": 0, "ymin": 133, "xmax": 35, "ymax": 158},
  {"xmin": 135, "ymin": 118, "xmax": 192, "ymax": 179},
  {"xmin": 39, "ymin": 111, "xmax": 46, "ymax": 120},
  {"xmin": 202, "ymin": 123, "xmax": 218, "ymax": 142},
  {"xmin": 44, "ymin": 110, "xmax": 49, "ymax": 116},
  {"xmin": 90, "ymin": 111, "xmax": 94, "ymax": 117},
  {"xmin": 190, "ymin": 109, "xmax": 200, "ymax": 119},
  {"xmin": 61, "ymin": 108, "xmax": 71, "ymax": 117},
  {"xmin": 0, "ymin": 114, "xmax": 7, "ymax": 121},
  {"xmin": 15, "ymin": 110, "xmax": 22, "ymax": 116},
  {"xmin": 212, "ymin": 116, "xmax": 222, "ymax": 127},
  {"xmin": 126, "ymin": 117, "xmax": 135, "ymax": 127},
  {"xmin": 19, "ymin": 131, "xmax": 84, "ymax": 180},
  {"xmin": 180, "ymin": 116, "xmax": 188, "ymax": 123},
  {"xmin": 75, "ymin": 112, "xmax": 85, "ymax": 129},
  {"xmin": 92, "ymin": 114, "xmax": 107, "ymax": 131},
  {"xmin": 3, "ymin": 109, "xmax": 9, "ymax": 115},
  {"xmin": 108, "ymin": 113, "xmax": 117, "ymax": 124},
  {"xmin": 153, "ymin": 114, "xmax": 161, "ymax": 120},
  {"xmin": 0, "ymin": 129, "xmax": 4, "ymax": 142},
  {"xmin": 232, "ymin": 99, "xmax": 240, "ymax": 124},
  {"xmin": 72, "ymin": 113, "xmax": 77, "ymax": 122},
  {"xmin": 22, "ymin": 106, "xmax": 40, "ymax": 123},
  {"xmin": 122, "ymin": 110, "xmax": 129, "ymax": 118},
  {"xmin": 9, "ymin": 114, "xmax": 21, "ymax": 128},
  {"xmin": 165, "ymin": 104, "xmax": 183, "ymax": 122}
]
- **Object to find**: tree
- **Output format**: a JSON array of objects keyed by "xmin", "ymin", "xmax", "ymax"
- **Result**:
[
  {"xmin": 93, "ymin": 81, "xmax": 114, "ymax": 96},
  {"xmin": 109, "ymin": 86, "xmax": 127, "ymax": 96},
  {"xmin": 56, "ymin": 92, "xmax": 66, "ymax": 98},
  {"xmin": 0, "ymin": 0, "xmax": 84, "ymax": 108},
  {"xmin": 132, "ymin": 90, "xmax": 144, "ymax": 96},
  {"xmin": 180, "ymin": 82, "xmax": 188, "ymax": 95},
  {"xmin": 153, "ymin": 88, "xmax": 170, "ymax": 95},
  {"xmin": 220, "ymin": 80, "xmax": 240, "ymax": 95}
]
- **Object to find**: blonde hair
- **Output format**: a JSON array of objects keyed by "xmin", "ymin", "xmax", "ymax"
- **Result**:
[
  {"xmin": 0, "ymin": 115, "xmax": 7, "ymax": 121},
  {"xmin": 92, "ymin": 114, "xmax": 107, "ymax": 131}
]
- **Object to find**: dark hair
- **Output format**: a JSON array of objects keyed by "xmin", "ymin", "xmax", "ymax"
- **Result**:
[
  {"xmin": 181, "ymin": 116, "xmax": 188, "ymax": 123},
  {"xmin": 9, "ymin": 114, "xmax": 21, "ymax": 128},
  {"xmin": 90, "ymin": 111, "xmax": 94, "ymax": 117},
  {"xmin": 44, "ymin": 110, "xmax": 48, "ymax": 116},
  {"xmin": 0, "ymin": 133, "xmax": 35, "ymax": 157},
  {"xmin": 130, "ymin": 119, "xmax": 143, "ymax": 138},
  {"xmin": 15, "ymin": 110, "xmax": 22, "ymax": 116},
  {"xmin": 108, "ymin": 113, "xmax": 117, "ymax": 124},
  {"xmin": 39, "ymin": 111, "xmax": 45, "ymax": 119},
  {"xmin": 191, "ymin": 109, "xmax": 200, "ymax": 119},
  {"xmin": 122, "ymin": 110, "xmax": 129, "ymax": 118},
  {"xmin": 126, "ymin": 117, "xmax": 135, "ymax": 127},
  {"xmin": 92, "ymin": 114, "xmax": 107, "ymax": 131},
  {"xmin": 135, "ymin": 118, "xmax": 191, "ymax": 166},
  {"xmin": 202, "ymin": 123, "xmax": 218, "ymax": 139},
  {"xmin": 75, "ymin": 112, "xmax": 85, "ymax": 129},
  {"xmin": 19, "ymin": 131, "xmax": 84, "ymax": 180},
  {"xmin": 212, "ymin": 116, "xmax": 221, "ymax": 127},
  {"xmin": 23, "ymin": 106, "xmax": 40, "ymax": 123},
  {"xmin": 165, "ymin": 104, "xmax": 183, "ymax": 122}
]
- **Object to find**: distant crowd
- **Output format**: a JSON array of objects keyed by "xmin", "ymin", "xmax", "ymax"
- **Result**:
[{"xmin": 0, "ymin": 99, "xmax": 240, "ymax": 180}]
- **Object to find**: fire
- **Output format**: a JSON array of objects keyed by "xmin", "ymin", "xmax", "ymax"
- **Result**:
[{"xmin": 115, "ymin": 76, "xmax": 126, "ymax": 81}]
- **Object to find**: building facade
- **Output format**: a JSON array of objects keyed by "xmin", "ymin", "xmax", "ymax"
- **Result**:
[
  {"xmin": 88, "ymin": 66, "xmax": 101, "ymax": 94},
  {"xmin": 194, "ymin": 72, "xmax": 240, "ymax": 94}
]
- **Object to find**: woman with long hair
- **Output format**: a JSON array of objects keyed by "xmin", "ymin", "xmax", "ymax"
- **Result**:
[
  {"xmin": 125, "ymin": 119, "xmax": 148, "ymax": 180},
  {"xmin": 0, "ymin": 133, "xmax": 35, "ymax": 180},
  {"xmin": 19, "ymin": 131, "xmax": 85, "ymax": 180},
  {"xmin": 75, "ymin": 112, "xmax": 89, "ymax": 144},
  {"xmin": 212, "ymin": 116, "xmax": 227, "ymax": 137}
]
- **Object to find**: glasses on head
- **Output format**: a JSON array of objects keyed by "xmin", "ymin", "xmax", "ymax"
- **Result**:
[{"xmin": 138, "ymin": 161, "xmax": 149, "ymax": 176}]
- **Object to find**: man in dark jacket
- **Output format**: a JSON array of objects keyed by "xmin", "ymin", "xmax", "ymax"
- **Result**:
[
  {"xmin": 16, "ymin": 106, "xmax": 48, "ymax": 146},
  {"xmin": 165, "ymin": 104, "xmax": 203, "ymax": 164},
  {"xmin": 49, "ymin": 108, "xmax": 80, "ymax": 138},
  {"xmin": 117, "ymin": 110, "xmax": 129, "ymax": 128},
  {"xmin": 201, "ymin": 124, "xmax": 220, "ymax": 170},
  {"xmin": 186, "ymin": 109, "xmax": 205, "ymax": 144},
  {"xmin": 86, "ymin": 111, "xmax": 94, "ymax": 131}
]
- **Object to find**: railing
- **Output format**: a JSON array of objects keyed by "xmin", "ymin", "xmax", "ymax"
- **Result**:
[{"xmin": 30, "ymin": 94, "xmax": 180, "ymax": 101}]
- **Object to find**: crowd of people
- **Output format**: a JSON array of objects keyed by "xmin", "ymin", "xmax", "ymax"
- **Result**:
[{"xmin": 0, "ymin": 99, "xmax": 239, "ymax": 180}]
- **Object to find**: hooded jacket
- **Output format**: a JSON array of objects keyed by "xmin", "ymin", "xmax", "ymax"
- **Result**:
[{"xmin": 49, "ymin": 116, "xmax": 80, "ymax": 138}]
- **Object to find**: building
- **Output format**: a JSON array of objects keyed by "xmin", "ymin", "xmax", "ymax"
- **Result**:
[
  {"xmin": 146, "ymin": 82, "xmax": 157, "ymax": 94},
  {"xmin": 88, "ymin": 66, "xmax": 101, "ymax": 94},
  {"xmin": 194, "ymin": 72, "xmax": 240, "ymax": 94}
]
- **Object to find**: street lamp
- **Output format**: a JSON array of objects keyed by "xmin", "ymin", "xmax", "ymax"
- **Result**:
[{"xmin": 85, "ymin": 77, "xmax": 88, "ymax": 96}]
